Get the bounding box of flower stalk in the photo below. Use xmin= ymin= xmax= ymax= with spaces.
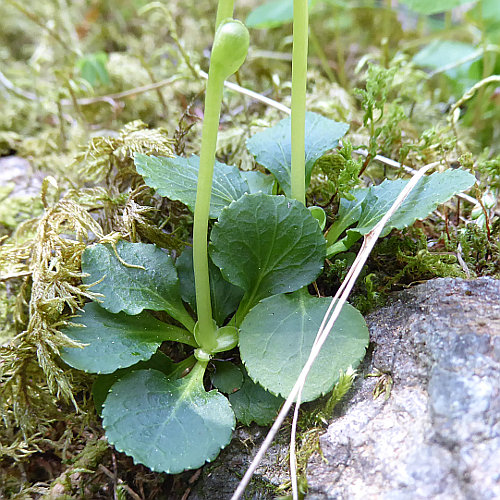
xmin=192 ymin=17 xmax=249 ymax=352
xmin=215 ymin=0 xmax=235 ymax=30
xmin=290 ymin=0 xmax=309 ymax=205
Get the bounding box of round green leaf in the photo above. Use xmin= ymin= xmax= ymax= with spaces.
xmin=309 ymin=206 xmax=326 ymax=231
xmin=92 ymin=351 xmax=176 ymax=414
xmin=60 ymin=302 xmax=194 ymax=374
xmin=82 ymin=241 xmax=193 ymax=330
xmin=246 ymin=0 xmax=295 ymax=29
xmin=102 ymin=369 xmax=235 ymax=474
xmin=134 ymin=154 xmax=249 ymax=219
xmin=210 ymin=193 xmax=326 ymax=313
xmin=239 ymin=290 xmax=369 ymax=402
xmin=211 ymin=361 xmax=244 ymax=394
xmin=246 ymin=112 xmax=348 ymax=197
xmin=228 ymin=368 xmax=283 ymax=426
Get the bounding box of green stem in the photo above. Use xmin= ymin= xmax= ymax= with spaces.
xmin=159 ymin=322 xmax=197 ymax=346
xmin=187 ymin=358 xmax=208 ymax=385
xmin=232 ymin=292 xmax=255 ymax=327
xmin=291 ymin=0 xmax=308 ymax=205
xmin=474 ymin=7 xmax=495 ymax=127
xmin=444 ymin=10 xmax=452 ymax=30
xmin=192 ymin=69 xmax=224 ymax=350
xmin=192 ymin=16 xmax=248 ymax=352
xmin=215 ymin=0 xmax=235 ymax=30
xmin=164 ymin=355 xmax=196 ymax=380
xmin=383 ymin=0 xmax=392 ymax=66
xmin=171 ymin=307 xmax=196 ymax=334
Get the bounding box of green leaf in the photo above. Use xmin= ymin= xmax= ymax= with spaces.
xmin=326 ymin=231 xmax=362 ymax=258
xmin=326 ymin=189 xmax=368 ymax=256
xmin=210 ymin=361 xmax=244 ymax=394
xmin=76 ymin=52 xmax=110 ymax=87
xmin=240 ymin=170 xmax=275 ymax=195
xmin=210 ymin=193 xmax=326 ymax=316
xmin=413 ymin=40 xmax=480 ymax=79
xmin=82 ymin=241 xmax=194 ymax=330
xmin=351 ymin=169 xmax=476 ymax=238
xmin=246 ymin=0 xmax=315 ymax=28
xmin=469 ymin=0 xmax=500 ymax=26
xmin=60 ymin=302 xmax=194 ymax=374
xmin=134 ymin=154 xmax=249 ymax=218
xmin=246 ymin=0 xmax=294 ymax=28
xmin=327 ymin=169 xmax=476 ymax=256
xmin=176 ymin=248 xmax=244 ymax=326
xmin=102 ymin=367 xmax=235 ymax=473
xmin=327 ymin=189 xmax=368 ymax=243
xmin=228 ymin=367 xmax=284 ymax=426
xmin=246 ymin=112 xmax=348 ymax=197
xmin=399 ymin=0 xmax=476 ymax=15
xmin=309 ymin=206 xmax=326 ymax=231
xmin=239 ymin=290 xmax=369 ymax=402
xmin=92 ymin=351 xmax=177 ymax=414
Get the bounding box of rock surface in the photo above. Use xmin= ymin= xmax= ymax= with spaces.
xmin=308 ymin=277 xmax=500 ymax=500
xmin=190 ymin=278 xmax=500 ymax=499
xmin=0 ymin=156 xmax=42 ymax=197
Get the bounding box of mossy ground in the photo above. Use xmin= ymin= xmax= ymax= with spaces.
xmin=1 ymin=0 xmax=499 ymax=498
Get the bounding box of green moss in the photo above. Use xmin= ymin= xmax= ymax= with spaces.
xmin=0 ymin=184 xmax=43 ymax=233
xmin=46 ymin=439 xmax=109 ymax=499
xmin=455 ymin=223 xmax=500 ymax=277
xmin=309 ymin=140 xmax=362 ymax=205
xmin=0 ymin=284 xmax=17 ymax=345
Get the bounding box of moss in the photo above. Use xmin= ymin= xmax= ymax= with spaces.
xmin=454 ymin=222 xmax=500 ymax=277
xmin=0 ymin=184 xmax=44 ymax=234
xmin=46 ymin=438 xmax=109 ymax=499
xmin=0 ymin=283 xmax=18 ymax=345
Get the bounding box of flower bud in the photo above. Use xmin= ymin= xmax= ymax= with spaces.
xmin=211 ymin=19 xmax=249 ymax=79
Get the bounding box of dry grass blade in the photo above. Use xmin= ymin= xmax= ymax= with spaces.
xmin=232 ymin=161 xmax=438 ymax=500
xmin=198 ymin=70 xmax=291 ymax=115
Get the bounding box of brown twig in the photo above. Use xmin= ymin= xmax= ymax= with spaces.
xmin=98 ymin=464 xmax=143 ymax=500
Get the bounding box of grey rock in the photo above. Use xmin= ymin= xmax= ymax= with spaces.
xmin=0 ymin=156 xmax=42 ymax=197
xmin=307 ymin=277 xmax=500 ymax=500
xmin=189 ymin=278 xmax=500 ymax=499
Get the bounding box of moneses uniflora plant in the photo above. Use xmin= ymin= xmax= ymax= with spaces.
xmin=60 ymin=0 xmax=476 ymax=477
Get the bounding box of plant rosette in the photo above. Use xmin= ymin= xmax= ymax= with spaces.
xmin=60 ymin=110 xmax=475 ymax=473
xmin=59 ymin=2 xmax=476 ymax=476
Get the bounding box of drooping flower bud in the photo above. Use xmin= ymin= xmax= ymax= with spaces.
xmin=211 ymin=19 xmax=249 ymax=80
